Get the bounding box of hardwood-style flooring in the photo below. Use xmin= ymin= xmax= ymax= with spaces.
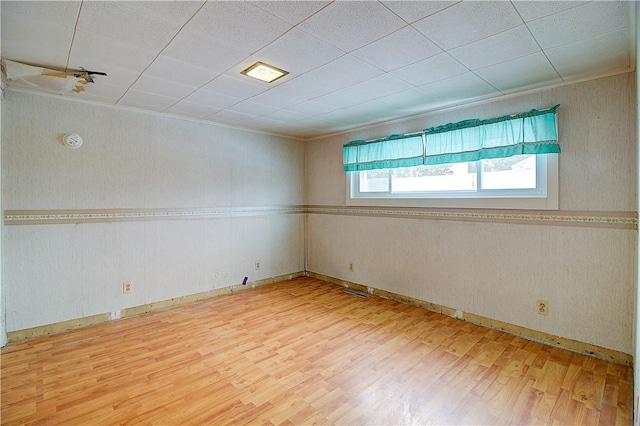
xmin=1 ymin=277 xmax=633 ymax=425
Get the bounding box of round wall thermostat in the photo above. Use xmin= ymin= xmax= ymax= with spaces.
xmin=62 ymin=133 xmax=83 ymax=149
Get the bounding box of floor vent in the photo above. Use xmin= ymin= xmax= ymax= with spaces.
xmin=343 ymin=289 xmax=371 ymax=298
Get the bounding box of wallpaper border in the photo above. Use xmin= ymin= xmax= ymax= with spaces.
xmin=4 ymin=206 xmax=305 ymax=225
xmin=4 ymin=205 xmax=637 ymax=229
xmin=307 ymin=205 xmax=637 ymax=229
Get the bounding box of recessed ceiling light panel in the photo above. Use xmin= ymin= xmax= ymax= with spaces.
xmin=241 ymin=62 xmax=288 ymax=83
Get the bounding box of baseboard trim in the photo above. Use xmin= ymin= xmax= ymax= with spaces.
xmin=306 ymin=271 xmax=633 ymax=366
xmin=6 ymin=313 xmax=112 ymax=343
xmin=7 ymin=270 xmax=633 ymax=366
xmin=121 ymin=272 xmax=305 ymax=318
xmin=6 ymin=272 xmax=306 ymax=344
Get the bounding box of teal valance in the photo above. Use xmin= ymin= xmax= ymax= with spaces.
xmin=343 ymin=105 xmax=560 ymax=172
xmin=342 ymin=133 xmax=424 ymax=172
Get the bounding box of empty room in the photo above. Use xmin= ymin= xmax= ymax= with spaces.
xmin=1 ymin=1 xmax=638 ymax=425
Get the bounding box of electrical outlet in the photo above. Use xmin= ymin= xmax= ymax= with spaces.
xmin=255 ymin=260 xmax=261 ymax=271
xmin=537 ymin=300 xmax=548 ymax=316
xmin=123 ymin=281 xmax=133 ymax=294
xmin=349 ymin=262 xmax=354 ymax=272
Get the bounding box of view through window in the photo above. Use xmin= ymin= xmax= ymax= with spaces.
xmin=350 ymin=154 xmax=557 ymax=209
xmin=359 ymin=154 xmax=537 ymax=194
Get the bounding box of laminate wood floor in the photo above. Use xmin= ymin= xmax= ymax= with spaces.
xmin=1 ymin=277 xmax=633 ymax=425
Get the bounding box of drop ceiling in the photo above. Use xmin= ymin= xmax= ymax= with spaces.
xmin=1 ymin=1 xmax=635 ymax=140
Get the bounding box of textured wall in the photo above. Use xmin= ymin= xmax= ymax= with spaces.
xmin=305 ymin=73 xmax=637 ymax=354
xmin=3 ymin=91 xmax=305 ymax=332
xmin=0 ymin=93 xmax=5 ymax=346
xmin=2 ymin=73 xmax=637 ymax=356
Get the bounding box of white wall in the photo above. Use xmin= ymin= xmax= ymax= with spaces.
xmin=306 ymin=73 xmax=637 ymax=355
xmin=2 ymin=91 xmax=305 ymax=332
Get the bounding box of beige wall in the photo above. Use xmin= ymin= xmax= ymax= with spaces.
xmin=305 ymin=73 xmax=637 ymax=355
xmin=0 ymin=90 xmax=5 ymax=346
xmin=2 ymin=91 xmax=305 ymax=332
xmin=2 ymin=73 xmax=637 ymax=357
xmin=635 ymin=8 xmax=640 ymax=421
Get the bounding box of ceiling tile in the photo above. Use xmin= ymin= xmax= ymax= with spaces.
xmin=244 ymin=28 xmax=344 ymax=76
xmin=527 ymin=1 xmax=629 ymax=49
xmin=1 ymin=10 xmax=74 ymax=68
xmin=449 ymin=25 xmax=540 ymax=70
xmin=390 ymin=53 xmax=468 ymax=86
xmin=297 ymin=1 xmax=406 ymax=52
xmin=161 ymin=32 xmax=251 ymax=75
xmin=295 ymin=115 xmax=342 ymax=128
xmin=250 ymin=115 xmax=290 ymax=128
xmin=310 ymin=89 xmax=367 ymax=110
xmin=313 ymin=74 xmax=414 ymax=107
xmin=398 ymin=98 xmax=451 ymax=116
xmin=278 ymin=71 xmax=340 ymax=99
xmin=311 ymin=54 xmax=386 ymax=87
xmin=375 ymin=87 xmax=441 ymax=109
xmin=247 ymin=89 xmax=307 ymax=110
xmin=205 ymin=109 xmax=258 ymax=126
xmin=318 ymin=109 xmax=369 ymax=126
xmin=474 ymin=52 xmax=561 ymax=93
xmin=421 ymin=72 xmax=500 ymax=102
xmin=381 ymin=1 xmax=459 ymax=23
xmin=412 ymin=1 xmax=522 ymax=50
xmin=351 ymin=26 xmax=442 ymax=72
xmin=272 ymin=54 xmax=384 ymax=100
xmin=164 ymin=100 xmax=222 ymax=119
xmin=68 ymin=31 xmax=158 ymax=75
xmin=79 ymin=64 xmax=139 ymax=90
xmin=262 ymin=109 xmax=309 ymax=123
xmin=249 ymin=1 xmax=331 ymax=26
xmin=1 ymin=45 xmax=64 ymax=73
xmin=185 ymin=89 xmax=241 ymax=109
xmin=144 ymin=56 xmax=219 ymax=88
xmin=545 ymin=28 xmax=631 ymax=79
xmin=118 ymin=89 xmax=180 ymax=111
xmin=76 ymin=2 xmax=184 ymax=52
xmin=179 ymin=2 xmax=292 ymax=53
xmin=1 ymin=1 xmax=81 ymax=27
xmin=226 ymin=100 xmax=280 ymax=117
xmin=2 ymin=0 xmax=634 ymax=140
xmin=512 ymin=1 xmax=588 ymax=22
xmin=79 ymin=82 xmax=129 ymax=104
xmin=119 ymin=1 xmax=205 ymax=24
xmin=131 ymin=75 xmax=197 ymax=99
xmin=320 ymin=100 xmax=401 ymax=126
xmin=202 ymin=75 xmax=267 ymax=99
xmin=283 ymin=100 xmax=337 ymax=116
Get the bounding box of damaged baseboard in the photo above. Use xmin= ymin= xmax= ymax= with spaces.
xmin=305 ymin=271 xmax=633 ymax=366
xmin=6 ymin=313 xmax=111 ymax=343
xmin=6 ymin=270 xmax=634 ymax=366
xmin=6 ymin=271 xmax=305 ymax=344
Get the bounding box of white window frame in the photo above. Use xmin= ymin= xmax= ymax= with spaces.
xmin=346 ymin=154 xmax=558 ymax=210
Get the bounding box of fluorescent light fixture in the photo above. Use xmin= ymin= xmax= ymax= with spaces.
xmin=241 ymin=62 xmax=288 ymax=83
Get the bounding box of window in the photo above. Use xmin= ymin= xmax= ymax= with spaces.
xmin=344 ymin=106 xmax=560 ymax=209
xmin=348 ymin=153 xmax=557 ymax=209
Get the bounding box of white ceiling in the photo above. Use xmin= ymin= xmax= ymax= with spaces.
xmin=1 ymin=1 xmax=635 ymax=140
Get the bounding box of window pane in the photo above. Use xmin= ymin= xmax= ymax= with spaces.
xmin=481 ymin=155 xmax=536 ymax=190
xmin=392 ymin=163 xmax=476 ymax=192
xmin=359 ymin=169 xmax=389 ymax=192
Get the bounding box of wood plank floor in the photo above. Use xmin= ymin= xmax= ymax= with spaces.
xmin=1 ymin=277 xmax=633 ymax=425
